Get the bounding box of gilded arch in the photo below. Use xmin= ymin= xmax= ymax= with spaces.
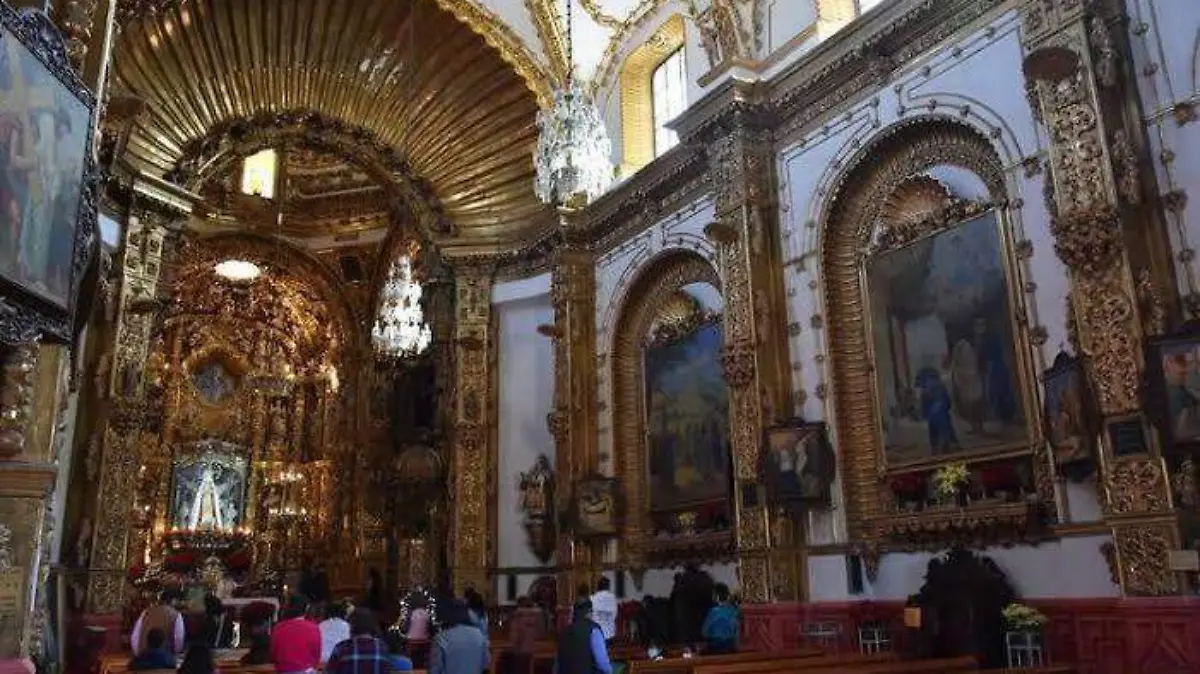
xmin=819 ymin=118 xmax=1009 ymax=542
xmin=610 ymin=250 xmax=723 ymax=565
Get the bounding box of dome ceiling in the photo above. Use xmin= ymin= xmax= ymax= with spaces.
xmin=113 ymin=0 xmax=558 ymax=252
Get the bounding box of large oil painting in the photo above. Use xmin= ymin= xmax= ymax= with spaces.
xmin=0 ymin=21 xmax=91 ymax=308
xmin=644 ymin=319 xmax=731 ymax=512
xmin=866 ymin=211 xmax=1028 ymax=465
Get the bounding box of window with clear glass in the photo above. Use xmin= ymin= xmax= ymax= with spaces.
xmin=240 ymin=149 xmax=278 ymax=199
xmin=651 ymin=48 xmax=687 ymax=157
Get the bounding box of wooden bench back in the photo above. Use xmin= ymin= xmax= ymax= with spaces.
xmin=691 ymin=652 xmax=896 ymax=674
xmin=627 ymin=648 xmax=824 ymax=674
xmin=742 ymin=655 xmax=978 ymax=674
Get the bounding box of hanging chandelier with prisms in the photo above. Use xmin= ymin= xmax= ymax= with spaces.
xmin=372 ymin=252 xmax=432 ymax=360
xmin=533 ymin=0 xmax=613 ymax=207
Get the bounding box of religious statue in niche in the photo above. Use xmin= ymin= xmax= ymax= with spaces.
xmin=517 ymin=455 xmax=554 ymax=563
xmin=191 ymin=358 xmax=237 ymax=405
xmin=170 ymin=444 xmax=248 ymax=533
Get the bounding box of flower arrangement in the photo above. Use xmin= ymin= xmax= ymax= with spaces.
xmin=1002 ymin=602 xmax=1047 ymax=631
xmin=933 ymin=463 xmax=969 ymax=500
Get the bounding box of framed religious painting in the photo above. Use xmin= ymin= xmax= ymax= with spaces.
xmin=1145 ymin=330 xmax=1200 ymax=452
xmin=1041 ymin=352 xmax=1098 ymax=480
xmin=762 ymin=419 xmax=836 ymax=508
xmin=0 ymin=6 xmax=97 ymax=344
xmin=572 ymin=475 xmax=621 ymax=539
xmin=864 ymin=207 xmax=1034 ymax=469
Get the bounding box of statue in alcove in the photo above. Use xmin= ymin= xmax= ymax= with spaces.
xmin=518 ymin=455 xmax=555 ymax=563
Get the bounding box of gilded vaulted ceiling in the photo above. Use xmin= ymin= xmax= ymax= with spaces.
xmin=114 ymin=0 xmax=555 ymax=251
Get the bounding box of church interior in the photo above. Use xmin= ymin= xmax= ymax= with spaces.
xmin=1 ymin=0 xmax=1199 ymax=672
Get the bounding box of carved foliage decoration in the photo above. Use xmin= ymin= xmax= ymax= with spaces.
xmin=820 ymin=118 xmax=1007 ymax=544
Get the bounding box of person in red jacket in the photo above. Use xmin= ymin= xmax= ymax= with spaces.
xmin=271 ymin=596 xmax=322 ymax=674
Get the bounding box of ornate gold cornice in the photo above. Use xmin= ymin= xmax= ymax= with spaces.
xmin=526 ymin=0 xmax=569 ymax=84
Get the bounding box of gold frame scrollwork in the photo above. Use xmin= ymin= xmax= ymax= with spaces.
xmin=820 ymin=117 xmax=1048 ymax=547
xmin=610 ymin=250 xmax=723 ymax=565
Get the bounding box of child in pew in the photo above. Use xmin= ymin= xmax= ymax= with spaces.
xmin=700 ymin=584 xmax=739 ymax=656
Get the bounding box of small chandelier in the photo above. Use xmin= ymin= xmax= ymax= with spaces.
xmin=533 ymin=0 xmax=613 ymax=207
xmin=372 ymin=251 xmax=432 ymax=360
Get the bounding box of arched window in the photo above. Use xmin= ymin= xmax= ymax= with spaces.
xmin=240 ymin=148 xmax=278 ymax=199
xmin=619 ymin=15 xmax=687 ymax=176
xmin=651 ymin=47 xmax=686 ymax=157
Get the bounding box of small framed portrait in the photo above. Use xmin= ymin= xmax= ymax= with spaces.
xmin=1146 ymin=330 xmax=1200 ymax=451
xmin=1041 ymin=353 xmax=1097 ymax=478
xmin=762 ymin=419 xmax=837 ymax=508
xmin=572 ymin=475 xmax=621 ymax=539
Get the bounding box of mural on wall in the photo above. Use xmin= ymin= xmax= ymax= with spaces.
xmin=0 ymin=22 xmax=91 ymax=307
xmin=644 ymin=318 xmax=731 ymax=512
xmin=866 ymin=211 xmax=1028 ymax=465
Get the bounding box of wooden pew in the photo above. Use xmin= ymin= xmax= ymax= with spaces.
xmin=689 ymin=652 xmax=897 ymax=674
xmin=698 ymin=655 xmax=978 ymax=674
xmin=627 ymin=647 xmax=826 ymax=674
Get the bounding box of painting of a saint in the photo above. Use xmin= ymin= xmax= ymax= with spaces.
xmin=644 ymin=320 xmax=731 ymax=512
xmin=1154 ymin=339 xmax=1200 ymax=447
xmin=1043 ymin=355 xmax=1095 ymax=474
xmin=0 ymin=26 xmax=90 ymax=308
xmin=763 ymin=422 xmax=836 ymax=505
xmin=866 ymin=211 xmax=1028 ymax=464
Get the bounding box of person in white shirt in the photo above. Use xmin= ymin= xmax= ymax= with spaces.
xmin=590 ymin=577 xmax=618 ymax=645
xmin=130 ymin=589 xmax=186 ymax=656
xmin=318 ymin=601 xmax=351 ymax=663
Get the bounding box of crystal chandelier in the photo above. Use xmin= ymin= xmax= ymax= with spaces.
xmin=372 ymin=252 xmax=432 ymax=360
xmin=533 ymin=0 xmax=613 ymax=207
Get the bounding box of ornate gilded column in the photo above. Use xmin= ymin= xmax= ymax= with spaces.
xmin=1022 ymin=0 xmax=1178 ymax=595
xmin=448 ymin=264 xmax=496 ymax=595
xmin=547 ymin=238 xmax=598 ymax=604
xmin=86 ymin=206 xmax=176 ymax=614
xmin=695 ymin=95 xmax=794 ymax=602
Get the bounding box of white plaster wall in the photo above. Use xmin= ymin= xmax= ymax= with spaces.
xmin=1127 ymin=0 xmax=1200 ymax=305
xmin=494 ymin=276 xmax=556 ymax=578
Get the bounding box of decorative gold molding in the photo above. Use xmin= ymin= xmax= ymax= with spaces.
xmin=619 ymin=15 xmax=687 ymax=177
xmin=525 ymin=0 xmax=569 ymax=84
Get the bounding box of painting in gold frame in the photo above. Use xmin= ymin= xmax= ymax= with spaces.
xmin=863 ymin=208 xmax=1036 ymax=470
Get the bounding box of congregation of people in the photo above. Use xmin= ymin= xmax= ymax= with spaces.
xmin=126 ymin=565 xmax=740 ymax=674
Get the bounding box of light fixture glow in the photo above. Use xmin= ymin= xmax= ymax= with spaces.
xmin=372 ymin=253 xmax=432 ymax=360
xmin=214 ymin=259 xmax=262 ymax=282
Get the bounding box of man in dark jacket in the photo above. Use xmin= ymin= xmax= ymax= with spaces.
xmin=554 ymin=598 xmax=613 ymax=674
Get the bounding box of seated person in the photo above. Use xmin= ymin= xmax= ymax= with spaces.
xmin=700 ymin=583 xmax=740 ymax=655
xmin=319 ymin=602 xmax=351 ymax=663
xmin=178 ymin=641 xmax=216 ymax=674
xmin=240 ymin=623 xmax=272 ymax=666
xmin=130 ymin=629 xmax=176 ymax=671
xmin=383 ymin=631 xmax=414 ymax=672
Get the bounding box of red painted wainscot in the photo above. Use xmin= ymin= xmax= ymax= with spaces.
xmin=741 ymin=597 xmax=1200 ymax=674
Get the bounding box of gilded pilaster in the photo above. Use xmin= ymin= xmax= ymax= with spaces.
xmin=86 ymin=208 xmax=175 ymax=614
xmin=1022 ymin=0 xmax=1178 ymax=595
xmin=702 ymin=100 xmax=794 ymax=602
xmin=449 ymin=265 xmax=495 ymax=596
xmin=549 ymin=239 xmax=598 ymax=604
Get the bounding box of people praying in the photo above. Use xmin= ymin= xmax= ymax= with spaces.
xmin=325 ymin=609 xmax=395 ymax=674
xmin=554 ymin=598 xmax=613 ymax=674
xmin=319 ymin=601 xmax=352 ymax=664
xmin=701 ymin=583 xmax=740 ymax=655
xmin=131 ymin=590 xmax=186 ymax=657
xmin=128 ymin=629 xmax=175 ymax=671
xmin=590 ymin=577 xmax=618 ymax=645
xmin=271 ymin=596 xmax=322 ymax=674
xmin=429 ymin=600 xmax=489 ymax=674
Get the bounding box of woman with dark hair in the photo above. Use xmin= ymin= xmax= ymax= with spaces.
xmin=430 ymin=601 xmax=488 ymax=674
xmin=178 ymin=641 xmax=216 ymax=674
xmin=463 ymin=589 xmax=488 ymax=637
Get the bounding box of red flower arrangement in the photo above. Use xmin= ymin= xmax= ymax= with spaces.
xmin=225 ymin=549 xmax=252 ymax=571
xmin=127 ymin=564 xmax=147 ymax=584
xmin=976 ymin=462 xmax=1018 ymax=492
xmin=164 ymin=551 xmax=197 ymax=572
